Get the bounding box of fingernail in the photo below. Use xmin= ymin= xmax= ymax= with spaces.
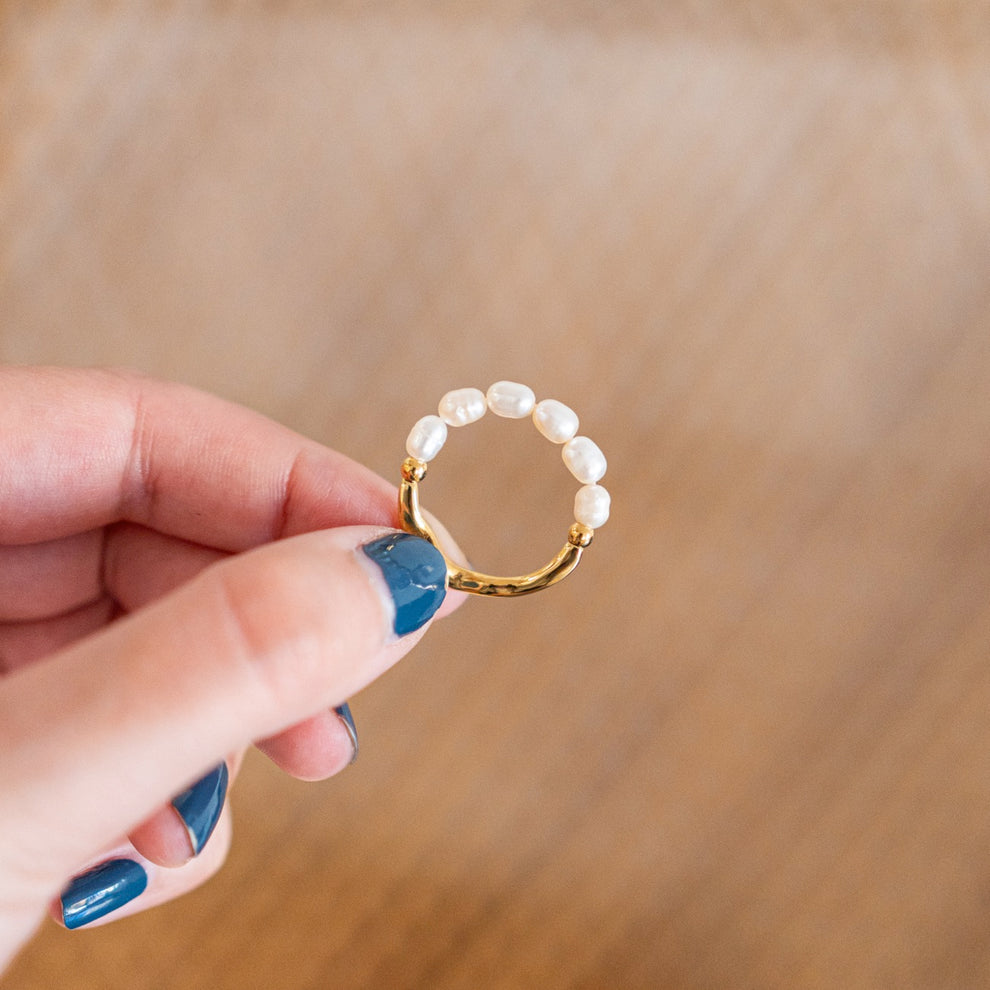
xmin=334 ymin=703 xmax=359 ymax=763
xmin=61 ymin=858 xmax=148 ymax=930
xmin=361 ymin=533 xmax=447 ymax=636
xmin=171 ymin=762 xmax=228 ymax=856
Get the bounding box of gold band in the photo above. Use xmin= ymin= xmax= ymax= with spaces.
xmin=399 ymin=457 xmax=593 ymax=597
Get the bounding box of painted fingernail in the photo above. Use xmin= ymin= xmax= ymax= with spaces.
xmin=361 ymin=533 xmax=447 ymax=636
xmin=171 ymin=762 xmax=228 ymax=856
xmin=334 ymin=703 xmax=359 ymax=763
xmin=61 ymin=858 xmax=148 ymax=930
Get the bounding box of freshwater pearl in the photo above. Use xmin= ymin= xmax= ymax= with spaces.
xmin=487 ymin=381 xmax=536 ymax=419
xmin=562 ymin=436 xmax=607 ymax=484
xmin=574 ymin=484 xmax=610 ymax=528
xmin=406 ymin=415 xmax=447 ymax=462
xmin=438 ymin=387 xmax=487 ymax=427
xmin=533 ymin=399 xmax=579 ymax=444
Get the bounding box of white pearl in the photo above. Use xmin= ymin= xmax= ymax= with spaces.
xmin=562 ymin=436 xmax=607 ymax=484
xmin=533 ymin=399 xmax=579 ymax=444
xmin=486 ymin=381 xmax=536 ymax=419
xmin=438 ymin=387 xmax=487 ymax=427
xmin=406 ymin=415 xmax=447 ymax=461
xmin=574 ymin=484 xmax=610 ymax=528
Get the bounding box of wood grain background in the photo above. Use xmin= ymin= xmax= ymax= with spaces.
xmin=2 ymin=2 xmax=990 ymax=987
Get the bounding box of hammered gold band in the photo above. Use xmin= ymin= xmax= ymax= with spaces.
xmin=399 ymin=457 xmax=593 ymax=596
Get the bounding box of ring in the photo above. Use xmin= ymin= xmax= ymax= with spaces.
xmin=399 ymin=381 xmax=610 ymax=597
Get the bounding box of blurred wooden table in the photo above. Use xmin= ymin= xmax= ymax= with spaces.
xmin=3 ymin=2 xmax=990 ymax=987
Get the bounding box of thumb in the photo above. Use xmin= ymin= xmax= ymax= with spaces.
xmin=0 ymin=528 xmax=447 ymax=920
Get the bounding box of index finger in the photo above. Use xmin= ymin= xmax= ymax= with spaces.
xmin=0 ymin=367 xmax=396 ymax=548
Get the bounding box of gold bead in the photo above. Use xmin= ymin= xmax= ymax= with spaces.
xmin=401 ymin=457 xmax=428 ymax=483
xmin=568 ymin=523 xmax=594 ymax=548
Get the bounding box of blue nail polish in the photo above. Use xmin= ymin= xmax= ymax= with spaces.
xmin=362 ymin=533 xmax=447 ymax=636
xmin=61 ymin=858 xmax=148 ymax=930
xmin=171 ymin=762 xmax=228 ymax=856
xmin=334 ymin=703 xmax=359 ymax=763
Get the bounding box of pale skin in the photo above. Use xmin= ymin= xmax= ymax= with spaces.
xmin=0 ymin=366 xmax=461 ymax=970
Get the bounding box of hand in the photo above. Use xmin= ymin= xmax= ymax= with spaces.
xmin=0 ymin=367 xmax=456 ymax=967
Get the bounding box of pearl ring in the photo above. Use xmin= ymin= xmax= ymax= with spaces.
xmin=399 ymin=381 xmax=609 ymax=596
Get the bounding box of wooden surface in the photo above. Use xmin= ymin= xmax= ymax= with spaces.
xmin=3 ymin=3 xmax=990 ymax=987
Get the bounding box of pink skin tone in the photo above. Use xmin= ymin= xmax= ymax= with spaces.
xmin=0 ymin=367 xmax=463 ymax=962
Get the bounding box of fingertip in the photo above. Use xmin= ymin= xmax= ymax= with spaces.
xmin=255 ymin=706 xmax=358 ymax=781
xmin=359 ymin=532 xmax=448 ymax=637
xmin=130 ymin=814 xmax=195 ymax=869
xmin=130 ymin=762 xmax=229 ymax=868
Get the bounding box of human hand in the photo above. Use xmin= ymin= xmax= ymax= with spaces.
xmin=0 ymin=367 xmax=456 ymax=967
